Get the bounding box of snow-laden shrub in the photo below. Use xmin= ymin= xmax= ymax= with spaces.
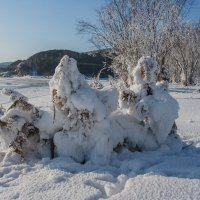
xmin=0 ymin=96 xmax=41 ymax=158
xmin=118 ymin=56 xmax=180 ymax=150
xmin=51 ymin=55 xmax=180 ymax=164
xmin=0 ymin=55 xmax=181 ymax=165
xmin=48 ymin=55 xmax=119 ymax=164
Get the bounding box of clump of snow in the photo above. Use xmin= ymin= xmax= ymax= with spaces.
xmin=49 ymin=55 xmax=85 ymax=111
xmin=188 ymin=119 xmax=195 ymax=123
xmin=132 ymin=56 xmax=158 ymax=85
xmin=96 ymin=85 xmax=119 ymax=116
xmin=156 ymin=80 xmax=169 ymax=92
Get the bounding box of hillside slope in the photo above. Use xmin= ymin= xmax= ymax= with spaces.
xmin=0 ymin=62 xmax=12 ymax=68
xmin=1 ymin=49 xmax=111 ymax=77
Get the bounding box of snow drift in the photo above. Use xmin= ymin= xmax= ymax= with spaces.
xmin=0 ymin=55 xmax=181 ymax=165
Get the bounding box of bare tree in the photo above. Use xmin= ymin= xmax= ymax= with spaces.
xmin=168 ymin=21 xmax=200 ymax=85
xmin=78 ymin=0 xmax=193 ymax=87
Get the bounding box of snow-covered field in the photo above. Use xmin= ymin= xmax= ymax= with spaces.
xmin=0 ymin=78 xmax=200 ymax=200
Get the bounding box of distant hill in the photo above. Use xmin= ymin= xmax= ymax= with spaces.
xmin=0 ymin=62 xmax=12 ymax=68
xmin=1 ymin=49 xmax=112 ymax=77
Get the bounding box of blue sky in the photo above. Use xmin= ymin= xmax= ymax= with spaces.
xmin=0 ymin=0 xmax=200 ymax=62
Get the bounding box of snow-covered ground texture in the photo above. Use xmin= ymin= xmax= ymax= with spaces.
xmin=0 ymin=58 xmax=200 ymax=199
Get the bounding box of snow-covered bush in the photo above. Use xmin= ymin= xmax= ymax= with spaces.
xmin=0 ymin=55 xmax=181 ymax=165
xmin=0 ymin=97 xmax=41 ymax=159
xmin=118 ymin=56 xmax=180 ymax=149
xmin=48 ymin=55 xmax=118 ymax=164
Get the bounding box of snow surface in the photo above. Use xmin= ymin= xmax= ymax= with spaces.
xmin=0 ymin=80 xmax=200 ymax=199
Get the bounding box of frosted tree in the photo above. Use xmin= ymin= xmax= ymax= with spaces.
xmin=78 ymin=0 xmax=193 ymax=87
xmin=168 ymin=21 xmax=200 ymax=85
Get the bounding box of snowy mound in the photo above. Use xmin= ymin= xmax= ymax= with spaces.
xmin=0 ymin=55 xmax=181 ymax=165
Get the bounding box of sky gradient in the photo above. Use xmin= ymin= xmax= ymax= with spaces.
xmin=0 ymin=0 xmax=200 ymax=62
